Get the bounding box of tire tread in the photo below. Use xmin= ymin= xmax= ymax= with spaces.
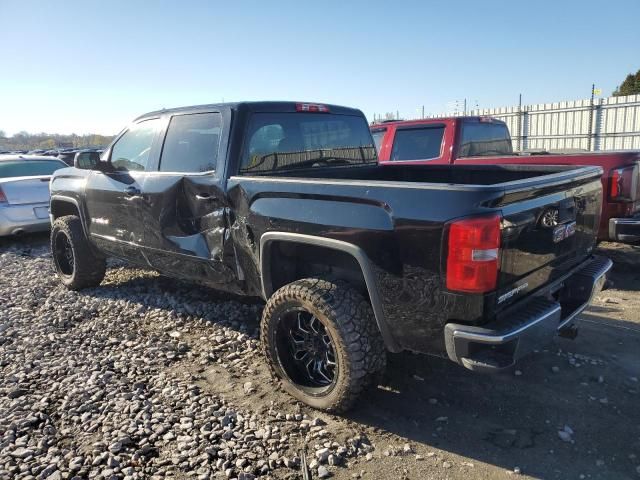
xmin=261 ymin=277 xmax=386 ymax=412
xmin=51 ymin=215 xmax=106 ymax=290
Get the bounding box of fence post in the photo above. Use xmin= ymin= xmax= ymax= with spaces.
xmin=517 ymin=94 xmax=522 ymax=151
xmin=522 ymin=109 xmax=529 ymax=150
xmin=588 ymin=84 xmax=595 ymax=151
xmin=593 ymin=98 xmax=603 ymax=151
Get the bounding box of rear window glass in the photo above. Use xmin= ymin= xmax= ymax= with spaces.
xmin=240 ymin=113 xmax=377 ymax=175
xmin=458 ymin=121 xmax=513 ymax=157
xmin=390 ymin=125 xmax=445 ymax=161
xmin=0 ymin=160 xmax=67 ymax=178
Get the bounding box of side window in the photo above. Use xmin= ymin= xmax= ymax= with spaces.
xmin=390 ymin=126 xmax=445 ymax=161
xmin=110 ymin=119 xmax=160 ymax=171
xmin=160 ymin=112 xmax=222 ymax=173
xmin=371 ymin=129 xmax=386 ymax=153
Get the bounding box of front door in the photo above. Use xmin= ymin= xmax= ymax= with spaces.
xmin=84 ymin=117 xmax=162 ymax=263
xmin=137 ymin=111 xmax=239 ymax=290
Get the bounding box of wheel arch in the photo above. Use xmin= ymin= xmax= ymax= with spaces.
xmin=259 ymin=232 xmax=400 ymax=352
xmin=50 ymin=195 xmax=82 ymax=222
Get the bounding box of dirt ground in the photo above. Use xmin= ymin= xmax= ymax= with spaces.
xmin=199 ymin=242 xmax=640 ymax=480
xmin=3 ymin=235 xmax=639 ymax=480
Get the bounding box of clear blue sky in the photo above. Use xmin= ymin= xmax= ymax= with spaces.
xmin=1 ymin=0 xmax=638 ymax=136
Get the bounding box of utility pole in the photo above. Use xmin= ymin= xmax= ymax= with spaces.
xmin=422 ymin=105 xmax=425 ymax=119
xmin=463 ymin=98 xmax=467 ymax=115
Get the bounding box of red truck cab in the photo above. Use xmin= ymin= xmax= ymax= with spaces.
xmin=373 ymin=117 xmax=640 ymax=243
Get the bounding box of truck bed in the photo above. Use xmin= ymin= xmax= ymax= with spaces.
xmin=266 ymin=162 xmax=600 ymax=190
xmin=230 ymin=162 xmax=603 ymax=352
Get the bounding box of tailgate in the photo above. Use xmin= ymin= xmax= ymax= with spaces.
xmin=0 ymin=176 xmax=51 ymax=205
xmin=495 ymin=167 xmax=602 ymax=310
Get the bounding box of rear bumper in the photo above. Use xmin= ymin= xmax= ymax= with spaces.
xmin=609 ymin=216 xmax=640 ymax=243
xmin=0 ymin=203 xmax=51 ymax=236
xmin=444 ymin=255 xmax=612 ymax=373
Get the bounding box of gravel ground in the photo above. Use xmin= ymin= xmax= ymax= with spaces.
xmin=1 ymin=234 xmax=639 ymax=480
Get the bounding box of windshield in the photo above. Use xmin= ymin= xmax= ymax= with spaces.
xmin=240 ymin=113 xmax=377 ymax=175
xmin=0 ymin=160 xmax=67 ymax=178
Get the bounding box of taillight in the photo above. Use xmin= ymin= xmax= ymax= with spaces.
xmin=446 ymin=214 xmax=501 ymax=293
xmin=0 ymin=186 xmax=6 ymax=204
xmin=295 ymin=103 xmax=330 ymax=113
xmin=609 ymin=165 xmax=638 ymax=202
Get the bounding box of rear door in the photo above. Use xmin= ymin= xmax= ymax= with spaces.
xmin=84 ymin=118 xmax=162 ymax=260
xmin=138 ymin=110 xmax=238 ymax=287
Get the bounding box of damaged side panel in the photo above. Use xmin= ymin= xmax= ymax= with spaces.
xmin=138 ymin=173 xmax=243 ymax=293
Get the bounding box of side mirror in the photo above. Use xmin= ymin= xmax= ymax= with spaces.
xmin=74 ymin=151 xmax=103 ymax=170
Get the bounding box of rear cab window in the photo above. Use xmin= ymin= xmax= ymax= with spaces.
xmin=239 ymin=112 xmax=377 ymax=175
xmin=458 ymin=119 xmax=513 ymax=157
xmin=390 ymin=124 xmax=445 ymax=161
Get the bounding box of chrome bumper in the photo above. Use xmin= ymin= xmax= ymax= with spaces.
xmin=609 ymin=216 xmax=640 ymax=243
xmin=444 ymin=255 xmax=612 ymax=373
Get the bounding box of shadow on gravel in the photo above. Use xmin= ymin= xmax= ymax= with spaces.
xmin=0 ymin=231 xmax=50 ymax=253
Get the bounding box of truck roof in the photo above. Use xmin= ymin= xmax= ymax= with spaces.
xmin=135 ymin=101 xmax=364 ymax=122
xmin=370 ymin=116 xmax=507 ymax=128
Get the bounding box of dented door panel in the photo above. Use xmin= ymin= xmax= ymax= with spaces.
xmin=138 ymin=173 xmax=241 ymax=292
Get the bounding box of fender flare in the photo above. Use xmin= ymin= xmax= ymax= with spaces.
xmin=50 ymin=195 xmax=82 ymax=219
xmin=50 ymin=195 xmax=90 ymax=233
xmin=259 ymin=231 xmax=401 ymax=352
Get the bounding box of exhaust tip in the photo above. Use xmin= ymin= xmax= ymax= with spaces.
xmin=12 ymin=229 xmax=26 ymax=236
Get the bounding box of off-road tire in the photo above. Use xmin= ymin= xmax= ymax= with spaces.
xmin=51 ymin=215 xmax=106 ymax=290
xmin=261 ymin=277 xmax=386 ymax=412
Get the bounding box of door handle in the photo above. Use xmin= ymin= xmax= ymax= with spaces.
xmin=124 ymin=186 xmax=140 ymax=196
xmin=195 ymin=193 xmax=212 ymax=200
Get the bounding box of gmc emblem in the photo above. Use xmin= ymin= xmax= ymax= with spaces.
xmin=553 ymin=221 xmax=577 ymax=243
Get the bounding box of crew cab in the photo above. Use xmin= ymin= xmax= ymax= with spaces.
xmin=373 ymin=117 xmax=640 ymax=243
xmin=49 ymin=102 xmax=610 ymax=412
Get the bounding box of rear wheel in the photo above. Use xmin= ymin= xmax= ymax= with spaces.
xmin=261 ymin=278 xmax=386 ymax=412
xmin=51 ymin=215 xmax=106 ymax=290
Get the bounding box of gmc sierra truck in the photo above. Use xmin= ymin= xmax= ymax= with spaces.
xmin=372 ymin=116 xmax=640 ymax=243
xmin=49 ymin=102 xmax=611 ymax=412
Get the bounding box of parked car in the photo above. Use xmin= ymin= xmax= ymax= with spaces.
xmin=0 ymin=155 xmax=68 ymax=236
xmin=372 ymin=117 xmax=640 ymax=243
xmin=57 ymin=150 xmax=80 ymax=166
xmin=49 ymin=102 xmax=610 ymax=411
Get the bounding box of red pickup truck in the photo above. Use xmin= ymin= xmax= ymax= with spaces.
xmin=373 ymin=117 xmax=640 ymax=243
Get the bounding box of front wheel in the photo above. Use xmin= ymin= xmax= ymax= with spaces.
xmin=261 ymin=278 xmax=386 ymax=412
xmin=51 ymin=215 xmax=106 ymax=290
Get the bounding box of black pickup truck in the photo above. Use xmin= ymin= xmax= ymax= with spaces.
xmin=49 ymin=101 xmax=611 ymax=412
